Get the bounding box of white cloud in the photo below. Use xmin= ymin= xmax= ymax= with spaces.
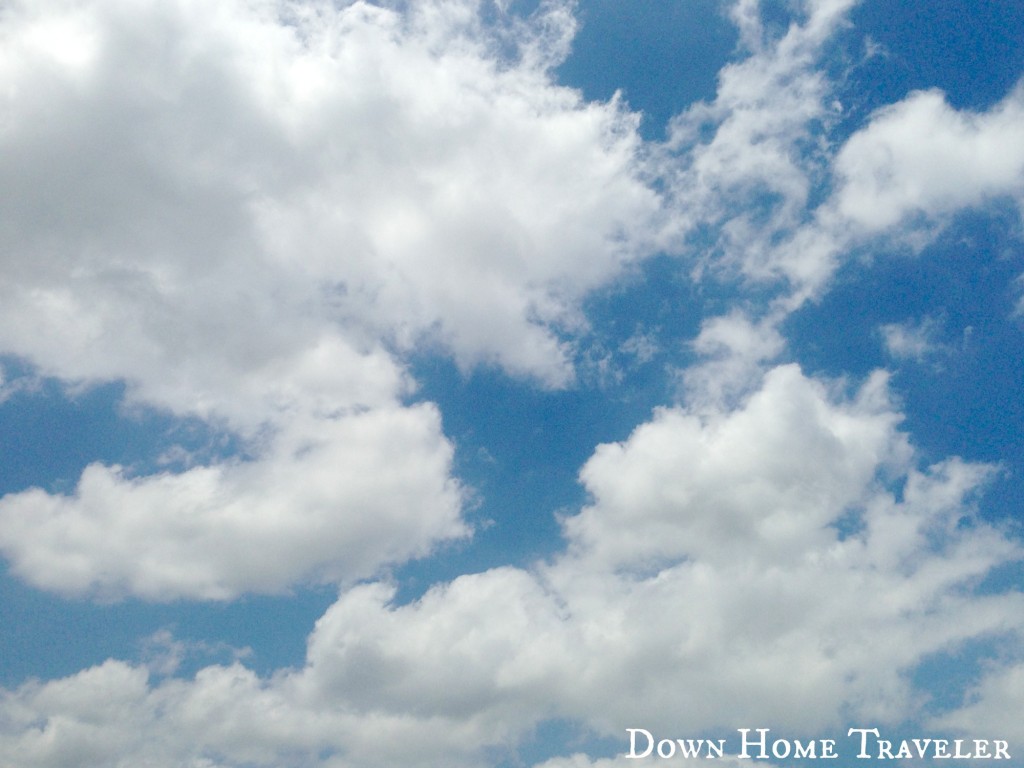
xmin=760 ymin=78 xmax=1024 ymax=306
xmin=0 ymin=0 xmax=663 ymax=600
xmin=932 ymin=656 xmax=1024 ymax=747
xmin=832 ymin=85 xmax=1024 ymax=233
xmin=1013 ymin=273 xmax=1024 ymax=317
xmin=139 ymin=628 xmax=252 ymax=677
xmin=4 ymin=0 xmax=1020 ymax=606
xmin=569 ymin=365 xmax=906 ymax=570
xmin=0 ymin=659 xmax=333 ymax=768
xmin=680 ymin=310 xmax=786 ymax=409
xmin=880 ymin=316 xmax=943 ymax=361
xmin=1 ymin=1 xmax=1023 ymax=765
xmin=3 ymin=364 xmax=1019 ymax=766
xmin=533 ymin=754 xmax=777 ymax=768
xmin=618 ymin=328 xmax=659 ymax=365
xmin=0 ymin=401 xmax=465 ymax=601
xmin=0 ymin=0 xmax=659 ymax=399
xmin=655 ymin=0 xmax=856 ymax=291
xmin=293 ymin=365 xmax=1019 ymax=746
xmin=650 ymin=1 xmax=1024 ymax=308
xmin=0 ymin=363 xmax=41 ymax=404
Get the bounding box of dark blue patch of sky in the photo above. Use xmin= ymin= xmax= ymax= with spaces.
xmin=556 ymin=0 xmax=737 ymax=140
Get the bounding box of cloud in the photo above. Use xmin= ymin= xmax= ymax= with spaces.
xmin=533 ymin=755 xmax=778 ymax=768
xmin=139 ymin=628 xmax=252 ymax=677
xmin=649 ymin=0 xmax=1024 ymax=308
xmin=617 ymin=328 xmax=659 ymax=365
xmin=0 ymin=0 xmax=663 ymax=600
xmin=880 ymin=316 xmax=944 ymax=362
xmin=2 ymin=364 xmax=1019 ymax=766
xmin=762 ymin=78 xmax=1024 ymax=305
xmin=1 ymin=1 xmax=1023 ymax=766
xmin=679 ymin=310 xmax=786 ymax=409
xmin=292 ymin=365 xmax=1022 ymax=749
xmin=1013 ymin=273 xmax=1024 ymax=317
xmin=0 ymin=401 xmax=465 ymax=601
xmin=654 ymin=0 xmax=856 ymax=291
xmin=832 ymin=84 xmax=1024 ymax=233
xmin=569 ymin=365 xmax=906 ymax=570
xmin=4 ymin=0 xmax=1020 ymax=605
xmin=0 ymin=362 xmax=41 ymax=404
xmin=932 ymin=657 xmax=1024 ymax=747
xmin=0 ymin=0 xmax=659 ymax=399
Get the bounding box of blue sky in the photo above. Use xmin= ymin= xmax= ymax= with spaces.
xmin=0 ymin=1 xmax=1023 ymax=766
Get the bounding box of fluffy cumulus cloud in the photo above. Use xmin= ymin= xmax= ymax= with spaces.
xmin=771 ymin=79 xmax=1024 ymax=304
xmin=0 ymin=0 xmax=659 ymax=398
xmin=0 ymin=401 xmax=464 ymax=600
xmin=2 ymin=364 xmax=1021 ymax=766
xmin=0 ymin=0 xmax=661 ymax=599
xmin=832 ymin=84 xmax=1024 ymax=232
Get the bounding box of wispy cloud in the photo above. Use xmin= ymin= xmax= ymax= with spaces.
xmin=880 ymin=316 xmax=944 ymax=361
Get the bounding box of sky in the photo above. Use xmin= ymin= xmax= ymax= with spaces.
xmin=0 ymin=0 xmax=1023 ymax=766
